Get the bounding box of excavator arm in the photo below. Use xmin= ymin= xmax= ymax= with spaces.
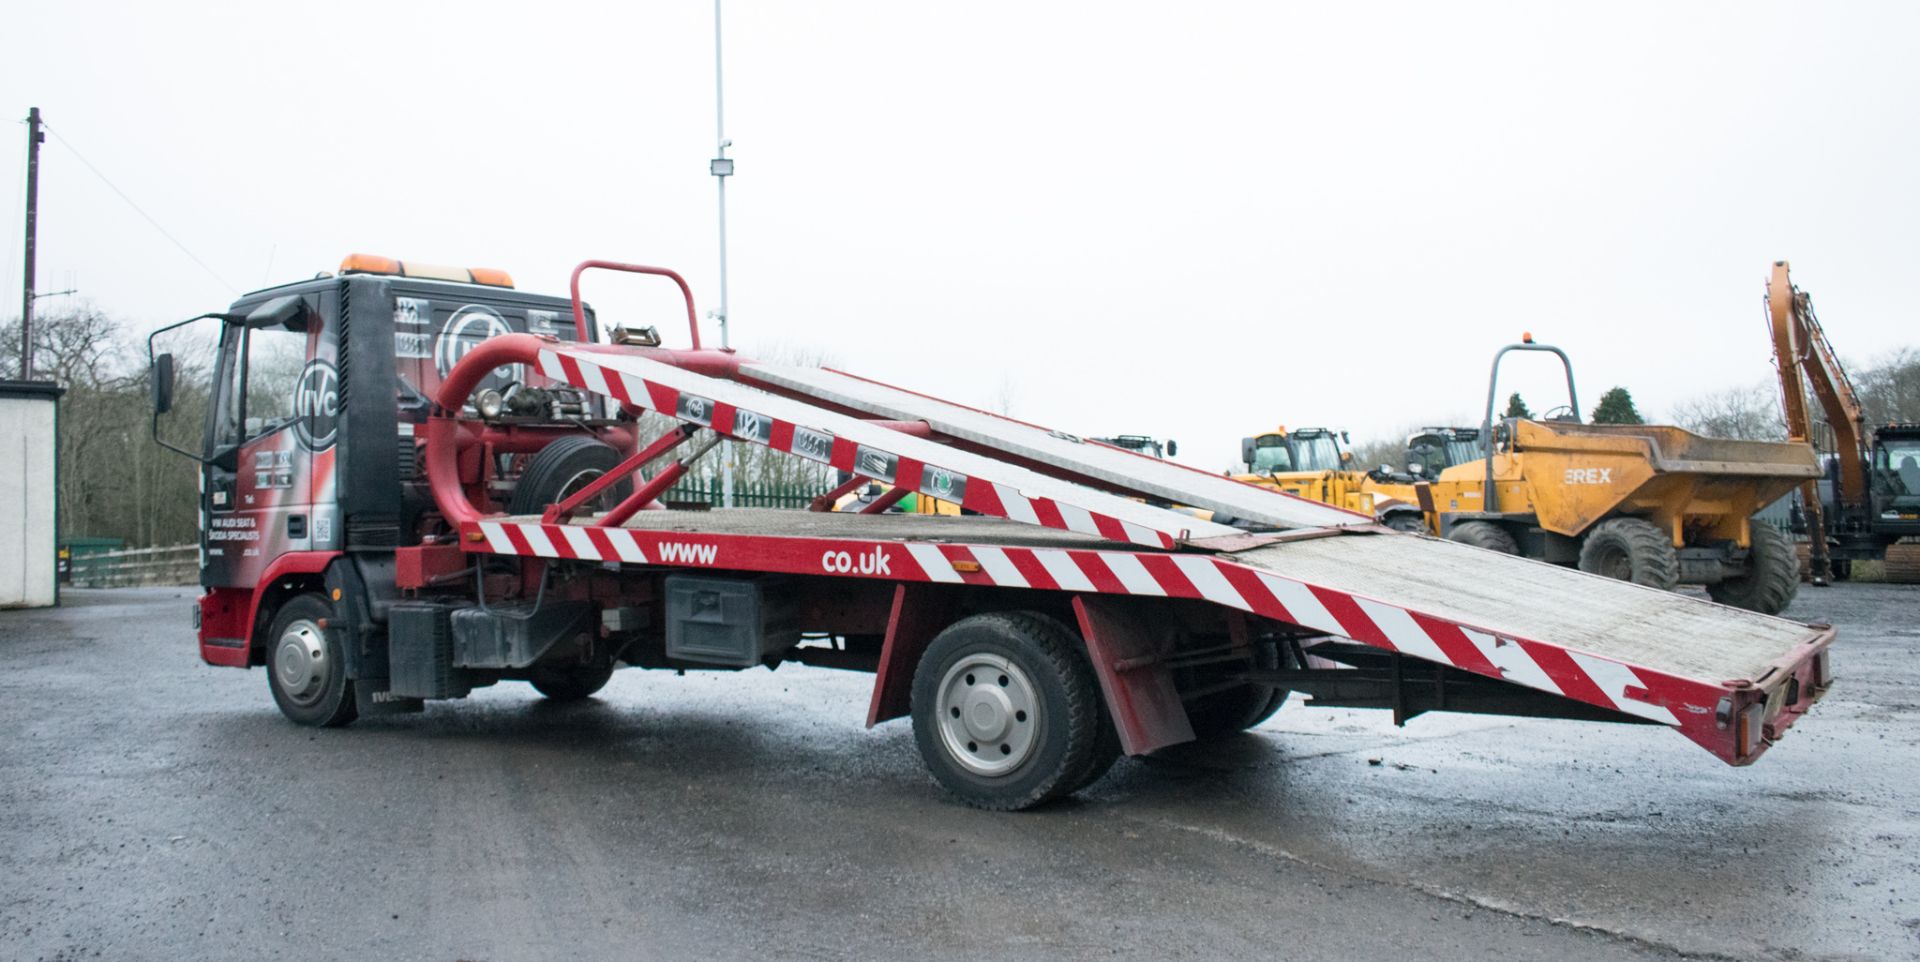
xmin=1767 ymin=261 xmax=1869 ymax=582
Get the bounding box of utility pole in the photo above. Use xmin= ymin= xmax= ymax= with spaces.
xmin=711 ymin=0 xmax=736 ymax=508
xmin=20 ymin=107 xmax=44 ymax=381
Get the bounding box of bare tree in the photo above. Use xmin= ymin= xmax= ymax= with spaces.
xmin=1669 ymin=380 xmax=1787 ymax=441
xmin=2 ymin=306 xmax=206 ymax=547
xmin=1856 ymin=347 xmax=1920 ymax=425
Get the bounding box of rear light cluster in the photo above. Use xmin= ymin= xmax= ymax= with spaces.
xmin=1715 ymin=696 xmax=1771 ymax=759
xmin=1717 ymin=649 xmax=1831 ymax=760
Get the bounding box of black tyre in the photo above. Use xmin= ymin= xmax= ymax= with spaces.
xmin=266 ymin=593 xmax=358 ymax=727
xmin=1383 ymin=512 xmax=1427 ymax=534
xmin=1447 ymin=520 xmax=1519 ymax=554
xmin=507 ymin=436 xmax=632 ymax=516
xmin=1578 ymin=517 xmax=1680 ymax=591
xmin=910 ymin=612 xmax=1104 ymax=810
xmin=528 ymin=662 xmax=616 ymax=701
xmin=1707 ymin=522 xmax=1799 ymax=614
xmin=1184 ymin=639 xmax=1288 ymax=740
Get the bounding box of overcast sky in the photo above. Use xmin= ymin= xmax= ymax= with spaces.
xmin=4 ymin=1 xmax=1915 ymax=470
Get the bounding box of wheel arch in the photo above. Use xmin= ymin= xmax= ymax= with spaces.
xmin=242 ymin=551 xmax=341 ymax=666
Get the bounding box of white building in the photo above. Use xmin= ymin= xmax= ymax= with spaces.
xmin=0 ymin=381 xmax=62 ymax=608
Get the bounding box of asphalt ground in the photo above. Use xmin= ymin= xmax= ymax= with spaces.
xmin=1 ymin=582 xmax=1914 ymax=962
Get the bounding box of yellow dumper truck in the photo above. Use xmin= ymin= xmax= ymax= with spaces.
xmin=1236 ymin=339 xmax=1820 ymax=614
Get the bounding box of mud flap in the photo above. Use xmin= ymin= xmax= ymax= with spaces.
xmin=1072 ymin=595 xmax=1195 ymax=755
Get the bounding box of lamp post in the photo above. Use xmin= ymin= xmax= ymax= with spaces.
xmin=711 ymin=0 xmax=735 ymax=508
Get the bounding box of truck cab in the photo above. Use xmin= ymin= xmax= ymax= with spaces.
xmin=149 ymin=255 xmax=598 ymax=666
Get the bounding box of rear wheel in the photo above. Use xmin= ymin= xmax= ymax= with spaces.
xmin=1707 ymin=522 xmax=1799 ymax=614
xmin=528 ymin=662 xmax=615 ymax=701
xmin=508 ymin=436 xmax=632 ymax=515
xmin=1447 ymin=520 xmax=1518 ymax=554
xmin=1184 ymin=639 xmax=1288 ymax=740
xmin=1578 ymin=517 xmax=1680 ymax=591
xmin=266 ymin=594 xmax=358 ymax=727
xmin=911 ymin=612 xmax=1103 ymax=810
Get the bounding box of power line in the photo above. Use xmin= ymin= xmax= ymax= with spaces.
xmin=40 ymin=123 xmax=240 ymax=295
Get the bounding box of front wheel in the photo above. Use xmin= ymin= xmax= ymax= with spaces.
xmin=910 ymin=612 xmax=1104 ymax=810
xmin=266 ymin=593 xmax=358 ymax=727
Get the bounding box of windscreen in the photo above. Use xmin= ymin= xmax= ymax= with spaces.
xmin=1249 ymin=436 xmax=1294 ymax=473
xmin=1294 ymin=436 xmax=1342 ymax=472
xmin=1445 ymin=438 xmax=1484 ymax=467
xmin=1876 ymin=439 xmax=1920 ymax=501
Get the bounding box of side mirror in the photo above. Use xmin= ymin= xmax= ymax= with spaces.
xmin=152 ymin=353 xmax=176 ymax=414
xmin=1166 ymin=440 xmax=1178 ymax=458
xmin=1239 ymin=437 xmax=1256 ymax=466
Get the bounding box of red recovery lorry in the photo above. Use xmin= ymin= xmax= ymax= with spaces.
xmin=147 ymin=255 xmax=1836 ymax=810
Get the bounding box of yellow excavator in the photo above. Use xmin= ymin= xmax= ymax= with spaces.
xmin=1235 ymin=338 xmax=1821 ymax=614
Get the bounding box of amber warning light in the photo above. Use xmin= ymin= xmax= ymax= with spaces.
xmin=339 ymin=253 xmax=514 ymax=289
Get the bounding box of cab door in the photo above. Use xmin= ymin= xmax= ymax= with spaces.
xmin=202 ymin=296 xmax=327 ymax=588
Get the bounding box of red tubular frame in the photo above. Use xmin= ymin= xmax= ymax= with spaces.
xmin=570 ymin=260 xmax=702 ymax=349
xmin=601 ymin=461 xmax=693 ymax=527
xmin=810 ymin=474 xmax=873 ymax=512
xmin=425 ymin=333 xmax=549 ymax=527
xmin=541 ymin=423 xmax=700 ymax=523
xmin=860 ymin=485 xmax=912 ymax=515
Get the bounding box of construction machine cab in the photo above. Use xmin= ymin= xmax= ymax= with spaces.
xmin=1240 ymin=426 xmax=1349 ymax=474
xmin=1871 ymin=424 xmax=1920 ymax=534
xmin=1404 ymin=427 xmax=1483 ymax=477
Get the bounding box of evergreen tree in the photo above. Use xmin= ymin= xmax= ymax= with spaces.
xmin=1591 ymin=386 xmax=1644 ymax=424
xmin=1503 ymin=392 xmax=1533 ymax=419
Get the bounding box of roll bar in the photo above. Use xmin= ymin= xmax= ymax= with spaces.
xmin=1481 ymin=341 xmax=1579 ymax=513
xmin=569 ymin=260 xmax=701 ymax=349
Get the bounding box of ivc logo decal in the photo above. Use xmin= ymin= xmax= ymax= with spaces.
xmin=822 ymin=546 xmax=892 ymax=575
xmin=1563 ymin=467 xmax=1615 ymax=485
xmin=293 ymin=360 xmax=339 ymax=450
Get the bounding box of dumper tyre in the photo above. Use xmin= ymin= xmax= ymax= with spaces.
xmin=1707 ymin=522 xmax=1799 ymax=615
xmin=1383 ymin=512 xmax=1427 ymax=534
xmin=911 ymin=611 xmax=1103 ymax=811
xmin=1447 ymin=520 xmax=1518 ymax=554
xmin=1184 ymin=640 xmax=1288 ymax=740
xmin=507 ymin=436 xmax=633 ymax=516
xmin=528 ymin=662 xmax=616 ymax=702
xmin=1578 ymin=517 xmax=1680 ymax=591
xmin=266 ymin=593 xmax=358 ymax=728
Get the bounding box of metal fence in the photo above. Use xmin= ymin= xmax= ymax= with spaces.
xmin=662 ymin=478 xmax=825 ymax=510
xmin=67 ymin=544 xmax=198 ymax=588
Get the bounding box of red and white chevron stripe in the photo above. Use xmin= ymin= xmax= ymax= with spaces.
xmin=467 ymin=518 xmax=1707 ymax=737
xmin=534 ymin=346 xmax=1195 ymax=550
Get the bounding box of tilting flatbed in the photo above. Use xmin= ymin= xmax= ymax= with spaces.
xmin=155 ymin=257 xmax=1835 ymax=810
